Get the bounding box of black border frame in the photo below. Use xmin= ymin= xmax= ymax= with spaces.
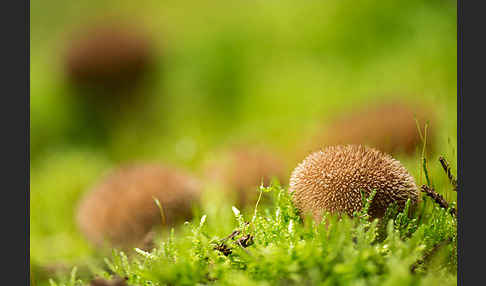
xmin=458 ymin=0 xmax=486 ymax=284
xmin=3 ymin=0 xmax=29 ymax=284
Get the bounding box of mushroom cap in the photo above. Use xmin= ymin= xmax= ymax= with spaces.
xmin=203 ymin=145 xmax=286 ymax=207
xmin=289 ymin=145 xmax=419 ymax=221
xmin=317 ymin=101 xmax=436 ymax=156
xmin=64 ymin=22 xmax=154 ymax=90
xmin=76 ymin=164 xmax=201 ymax=248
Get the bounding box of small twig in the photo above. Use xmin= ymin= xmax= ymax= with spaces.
xmin=411 ymin=237 xmax=453 ymax=273
xmin=234 ymin=234 xmax=254 ymax=256
xmin=235 ymin=241 xmax=251 ymax=255
xmin=439 ymin=156 xmax=458 ymax=192
xmin=420 ymin=185 xmax=456 ymax=216
xmin=214 ymin=225 xmax=254 ymax=256
xmin=235 ymin=234 xmax=254 ymax=248
xmin=222 ymin=229 xmax=241 ymax=242
xmin=213 ymin=243 xmax=232 ymax=256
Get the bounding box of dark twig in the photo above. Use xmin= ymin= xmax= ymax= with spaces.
xmin=235 ymin=234 xmax=254 ymax=255
xmin=439 ymin=156 xmax=458 ymax=192
xmin=236 ymin=234 xmax=254 ymax=248
xmin=213 ymin=243 xmax=232 ymax=256
xmin=222 ymin=230 xmax=241 ymax=242
xmin=411 ymin=237 xmax=453 ymax=273
xmin=420 ymin=185 xmax=456 ymax=216
xmin=221 ymin=222 xmax=250 ymax=242
xmin=213 ymin=225 xmax=254 ymax=256
xmin=235 ymin=241 xmax=251 ymax=255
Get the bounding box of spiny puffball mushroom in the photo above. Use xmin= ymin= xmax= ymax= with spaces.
xmin=203 ymin=145 xmax=286 ymax=207
xmin=316 ymin=100 xmax=436 ymax=156
xmin=64 ymin=21 xmax=154 ymax=92
xmin=289 ymin=145 xmax=419 ymax=222
xmin=76 ymin=164 xmax=201 ymax=249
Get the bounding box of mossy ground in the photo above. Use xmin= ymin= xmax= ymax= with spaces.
xmin=46 ymin=182 xmax=457 ymax=286
xmin=31 ymin=0 xmax=457 ymax=285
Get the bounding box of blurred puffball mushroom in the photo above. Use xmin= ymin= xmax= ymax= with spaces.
xmin=61 ymin=21 xmax=162 ymax=147
xmin=202 ymin=145 xmax=287 ymax=207
xmin=289 ymin=145 xmax=419 ymax=222
xmin=64 ymin=21 xmax=158 ymax=120
xmin=312 ymin=100 xmax=436 ymax=156
xmin=65 ymin=22 xmax=154 ymax=92
xmin=76 ymin=164 xmax=201 ymax=249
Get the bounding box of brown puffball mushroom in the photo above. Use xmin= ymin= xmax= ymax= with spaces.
xmin=76 ymin=164 xmax=201 ymax=249
xmin=289 ymin=145 xmax=419 ymax=222
xmin=314 ymin=101 xmax=436 ymax=156
xmin=64 ymin=21 xmax=154 ymax=93
xmin=203 ymin=145 xmax=287 ymax=207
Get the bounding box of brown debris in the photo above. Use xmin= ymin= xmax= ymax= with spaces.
xmin=224 ymin=229 xmax=241 ymax=241
xmin=213 ymin=243 xmax=232 ymax=256
xmin=420 ymin=185 xmax=456 ymax=216
xmin=213 ymin=225 xmax=254 ymax=256
xmin=236 ymin=234 xmax=254 ymax=248
xmin=439 ymin=156 xmax=458 ymax=192
xmin=410 ymin=237 xmax=454 ymax=273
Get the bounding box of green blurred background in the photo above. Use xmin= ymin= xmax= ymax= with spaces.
xmin=30 ymin=0 xmax=456 ymax=284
